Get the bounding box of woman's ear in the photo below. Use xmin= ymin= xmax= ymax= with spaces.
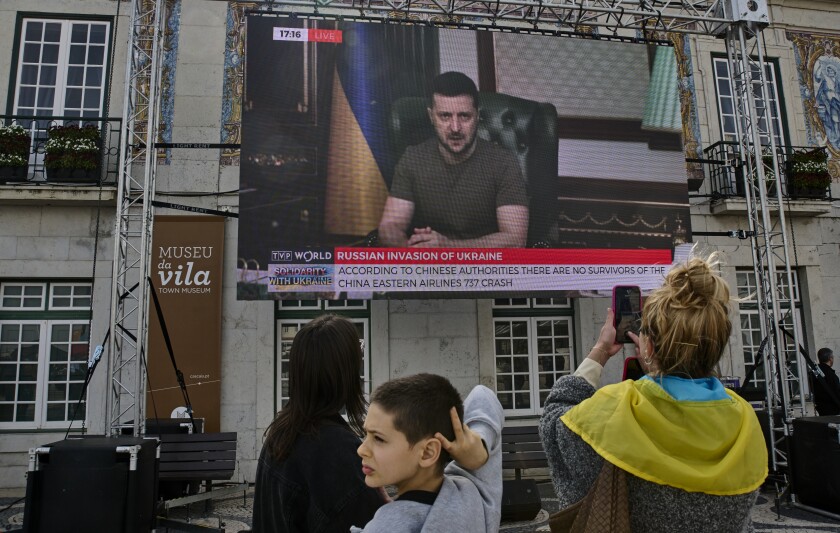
xmin=640 ymin=336 xmax=657 ymax=373
xmin=418 ymin=437 xmax=442 ymax=468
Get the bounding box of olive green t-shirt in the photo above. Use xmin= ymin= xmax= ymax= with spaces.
xmin=390 ymin=138 xmax=528 ymax=241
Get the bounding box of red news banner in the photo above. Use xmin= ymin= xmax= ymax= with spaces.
xmin=329 ymin=246 xmax=689 ymax=293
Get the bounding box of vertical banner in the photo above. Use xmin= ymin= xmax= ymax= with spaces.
xmin=147 ymin=215 xmax=225 ymax=432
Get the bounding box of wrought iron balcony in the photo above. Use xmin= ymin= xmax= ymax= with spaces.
xmin=0 ymin=114 xmax=121 ymax=185
xmin=704 ymin=141 xmax=832 ymax=201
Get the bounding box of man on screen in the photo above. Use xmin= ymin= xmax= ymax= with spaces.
xmin=378 ymin=72 xmax=529 ymax=248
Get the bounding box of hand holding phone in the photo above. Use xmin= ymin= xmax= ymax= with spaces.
xmin=612 ymin=285 xmax=642 ymax=344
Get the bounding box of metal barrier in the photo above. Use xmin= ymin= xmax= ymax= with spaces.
xmin=704 ymin=141 xmax=831 ymax=200
xmin=1 ymin=114 xmax=121 ymax=184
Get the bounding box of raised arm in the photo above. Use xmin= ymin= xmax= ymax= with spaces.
xmin=377 ymin=196 xmax=415 ymax=247
xmin=439 ymin=386 xmax=504 ymax=531
xmin=539 ymin=309 xmax=623 ymax=507
xmin=435 ymin=408 xmax=488 ymax=472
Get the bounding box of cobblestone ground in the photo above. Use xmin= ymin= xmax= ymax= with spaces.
xmin=2 ymin=483 xmax=839 ymax=532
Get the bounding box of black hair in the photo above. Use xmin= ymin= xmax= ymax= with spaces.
xmin=263 ymin=314 xmax=366 ymax=460
xmin=370 ymin=373 xmax=463 ymax=469
xmin=818 ymin=347 xmax=834 ymax=364
xmin=430 ymin=71 xmax=479 ymax=110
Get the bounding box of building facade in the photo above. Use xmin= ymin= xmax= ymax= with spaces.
xmin=1 ymin=0 xmax=839 ymax=488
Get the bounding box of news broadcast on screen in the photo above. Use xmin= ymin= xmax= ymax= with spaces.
xmin=237 ymin=15 xmax=695 ymax=299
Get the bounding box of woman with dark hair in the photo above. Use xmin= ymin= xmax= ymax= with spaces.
xmin=252 ymin=314 xmax=385 ymax=532
xmin=540 ymin=254 xmax=768 ymax=532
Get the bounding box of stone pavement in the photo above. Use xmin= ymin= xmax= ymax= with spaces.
xmin=3 ymin=482 xmax=839 ymax=532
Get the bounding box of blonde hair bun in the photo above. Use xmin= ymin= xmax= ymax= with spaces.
xmin=641 ymin=253 xmax=731 ymax=378
xmin=665 ymin=256 xmax=729 ymax=310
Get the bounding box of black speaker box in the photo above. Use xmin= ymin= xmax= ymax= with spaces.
xmin=792 ymin=416 xmax=840 ymax=514
xmin=22 ymin=436 xmax=159 ymax=533
xmin=501 ymin=479 xmax=542 ymax=522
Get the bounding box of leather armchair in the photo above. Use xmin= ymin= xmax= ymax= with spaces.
xmin=388 ymin=92 xmax=558 ymax=246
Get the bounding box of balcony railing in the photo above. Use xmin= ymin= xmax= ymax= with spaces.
xmin=1 ymin=115 xmax=121 ymax=185
xmin=704 ymin=141 xmax=831 ymax=200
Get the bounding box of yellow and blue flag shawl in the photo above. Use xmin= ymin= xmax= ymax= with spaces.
xmin=561 ymin=377 xmax=767 ymax=496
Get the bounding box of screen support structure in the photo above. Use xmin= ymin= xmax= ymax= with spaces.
xmin=106 ymin=0 xmax=168 ymax=438
xmin=110 ymin=0 xmax=800 ymax=495
xmin=722 ymin=17 xmax=806 ymax=499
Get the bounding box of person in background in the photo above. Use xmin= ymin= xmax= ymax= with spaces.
xmin=813 ymin=347 xmax=840 ymax=416
xmin=540 ymin=254 xmax=768 ymax=532
xmin=252 ymin=315 xmax=385 ymax=532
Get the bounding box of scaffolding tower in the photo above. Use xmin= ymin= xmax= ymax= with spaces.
xmin=106 ymin=0 xmax=804 ymax=493
xmin=107 ymin=0 xmax=168 ymax=437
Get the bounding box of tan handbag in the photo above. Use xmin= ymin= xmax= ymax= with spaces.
xmin=548 ymin=461 xmax=631 ymax=533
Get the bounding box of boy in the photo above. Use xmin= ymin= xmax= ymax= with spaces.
xmin=351 ymin=373 xmax=504 ymax=533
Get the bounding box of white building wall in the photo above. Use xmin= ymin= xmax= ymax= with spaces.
xmin=0 ymin=200 xmax=116 ymax=488
xmin=2 ymin=0 xmax=840 ymax=489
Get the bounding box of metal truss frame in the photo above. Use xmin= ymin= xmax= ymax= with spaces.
xmin=109 ymin=0 xmax=799 ymax=493
xmin=106 ymin=0 xmax=168 ymax=437
xmin=724 ymin=19 xmax=806 ymax=486
xmin=261 ymin=0 xmax=731 ymax=35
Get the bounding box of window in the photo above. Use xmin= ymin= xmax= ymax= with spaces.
xmin=49 ymin=283 xmax=92 ymax=310
xmin=0 ymin=283 xmax=46 ymax=310
xmin=713 ymin=57 xmax=784 ymax=148
xmin=0 ymin=281 xmax=91 ymax=429
xmin=14 ymin=19 xmax=110 ymax=120
xmin=492 ymin=298 xmax=574 ymax=415
xmin=11 ymin=18 xmax=111 ymax=172
xmin=278 ymin=299 xmax=320 ymax=310
xmin=275 ymin=300 xmax=371 ymax=412
xmin=736 ymin=269 xmax=805 ymax=398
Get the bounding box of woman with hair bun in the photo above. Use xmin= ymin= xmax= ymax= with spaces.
xmin=540 ymin=255 xmax=767 ymax=532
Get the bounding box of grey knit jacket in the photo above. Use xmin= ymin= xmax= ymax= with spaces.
xmin=539 ymin=375 xmax=758 ymax=533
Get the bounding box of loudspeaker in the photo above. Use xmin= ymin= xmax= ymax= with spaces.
xmin=22 ymin=436 xmax=159 ymax=533
xmin=724 ymin=0 xmax=769 ymax=23
xmin=792 ymin=416 xmax=840 ymax=514
xmin=501 ymin=479 xmax=542 ymax=522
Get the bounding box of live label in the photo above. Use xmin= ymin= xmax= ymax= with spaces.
xmin=273 ymin=28 xmax=342 ymax=43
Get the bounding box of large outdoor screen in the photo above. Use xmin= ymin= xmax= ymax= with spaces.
xmin=238 ymin=15 xmax=694 ymax=299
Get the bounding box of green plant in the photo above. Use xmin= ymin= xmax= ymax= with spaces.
xmin=789 ymin=149 xmax=830 ymax=189
xmin=44 ymin=124 xmax=101 ymax=170
xmin=0 ymin=124 xmax=31 ymax=167
xmin=745 ymin=151 xmax=778 ymax=192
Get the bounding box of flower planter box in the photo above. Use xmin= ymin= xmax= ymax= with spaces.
xmin=785 ymin=151 xmax=831 ymax=199
xmin=0 ymin=165 xmax=29 ymax=182
xmin=0 ymin=124 xmax=31 ymax=182
xmin=44 ymin=124 xmax=102 ymax=184
xmin=45 ymin=166 xmax=100 ymax=184
xmin=788 ymin=182 xmax=828 ymax=199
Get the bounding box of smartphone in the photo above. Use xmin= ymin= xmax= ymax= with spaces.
xmin=612 ymin=285 xmax=642 ymax=344
xmin=623 ymin=357 xmax=645 ymax=381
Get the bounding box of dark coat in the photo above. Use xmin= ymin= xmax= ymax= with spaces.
xmin=252 ymin=415 xmax=384 ymax=533
xmin=814 ymin=363 xmax=840 ymax=416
